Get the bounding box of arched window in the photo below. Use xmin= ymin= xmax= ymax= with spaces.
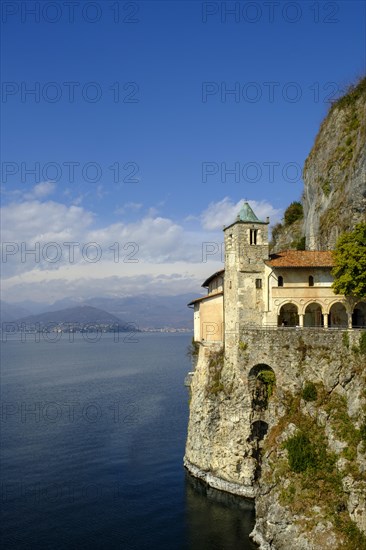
xmin=278 ymin=276 xmax=283 ymax=287
xmin=309 ymin=275 xmax=314 ymax=287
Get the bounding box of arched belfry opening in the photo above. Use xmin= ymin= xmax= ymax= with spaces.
xmin=248 ymin=364 xmax=276 ymax=411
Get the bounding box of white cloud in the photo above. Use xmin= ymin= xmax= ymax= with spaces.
xmin=24 ymin=181 xmax=56 ymax=200
xmin=1 ymin=195 xmax=280 ymax=303
xmin=1 ymin=200 xmax=94 ymax=243
xmin=0 ymin=199 xmax=215 ymax=281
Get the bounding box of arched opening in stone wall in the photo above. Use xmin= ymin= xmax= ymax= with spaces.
xmin=248 ymin=367 xmax=274 ymax=482
xmin=249 ymin=420 xmax=269 ymax=442
xmin=352 ymin=302 xmax=366 ymax=328
xmin=248 ymin=364 xmax=276 ymax=411
xmin=249 ymin=420 xmax=269 ymax=481
xmin=329 ymin=302 xmax=348 ymax=328
xmin=304 ymin=302 xmax=323 ymax=327
xmin=278 ymin=303 xmax=299 ymax=327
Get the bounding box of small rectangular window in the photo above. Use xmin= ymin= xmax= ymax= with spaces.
xmin=255 ymin=278 xmax=262 ymax=289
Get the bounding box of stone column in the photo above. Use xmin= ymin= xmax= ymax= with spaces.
xmin=348 ymin=313 xmax=353 ymax=329
xmin=299 ymin=314 xmax=304 ymax=328
xmin=323 ymin=313 xmax=328 ymax=328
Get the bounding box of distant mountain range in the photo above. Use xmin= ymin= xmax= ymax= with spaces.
xmin=0 ymin=301 xmax=31 ymax=322
xmin=0 ymin=294 xmax=198 ymax=329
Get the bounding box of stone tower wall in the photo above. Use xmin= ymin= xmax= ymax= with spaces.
xmin=224 ymin=221 xmax=269 ymax=365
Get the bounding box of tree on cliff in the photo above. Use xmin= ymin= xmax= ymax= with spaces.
xmin=332 ymin=223 xmax=366 ymax=298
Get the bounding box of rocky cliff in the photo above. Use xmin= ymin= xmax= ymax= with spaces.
xmin=184 ymin=77 xmax=366 ymax=550
xmin=185 ymin=330 xmax=366 ymax=549
xmin=249 ymin=330 xmax=366 ymax=549
xmin=272 ymin=77 xmax=366 ymax=252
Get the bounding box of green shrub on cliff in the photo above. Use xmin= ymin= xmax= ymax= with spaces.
xmin=257 ymin=369 xmax=276 ymax=398
xmin=186 ymin=337 xmax=199 ymax=360
xmin=330 ymin=76 xmax=366 ymax=112
xmin=301 ymin=382 xmax=317 ymax=402
xmin=332 ymin=223 xmax=366 ymax=298
xmin=238 ymin=340 xmax=248 ymax=352
xmin=284 ymin=201 xmax=303 ymax=226
xmin=284 ymin=433 xmax=317 ymax=473
xmin=206 ymin=347 xmax=225 ymax=396
xmin=294 ymin=236 xmax=306 ymax=250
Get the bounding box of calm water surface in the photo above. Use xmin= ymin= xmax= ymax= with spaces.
xmin=1 ymin=333 xmax=256 ymax=549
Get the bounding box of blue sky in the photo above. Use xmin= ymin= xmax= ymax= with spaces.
xmin=1 ymin=0 xmax=365 ymax=303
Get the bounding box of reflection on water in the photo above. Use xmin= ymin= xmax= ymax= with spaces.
xmin=185 ymin=473 xmax=258 ymax=550
xmin=1 ymin=334 xmax=258 ymax=549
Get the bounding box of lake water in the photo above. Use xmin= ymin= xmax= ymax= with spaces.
xmin=1 ymin=332 xmax=256 ymax=549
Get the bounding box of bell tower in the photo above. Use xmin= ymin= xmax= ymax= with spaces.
xmin=223 ymin=202 xmax=269 ymax=343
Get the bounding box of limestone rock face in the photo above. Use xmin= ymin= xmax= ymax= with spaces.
xmin=184 ymin=330 xmax=366 ymax=549
xmin=184 ymin=343 xmax=256 ymax=497
xmin=249 ymin=330 xmax=366 ymax=549
xmin=303 ymin=80 xmax=366 ymax=250
xmin=270 ymin=218 xmax=304 ymax=254
xmin=272 ymin=78 xmax=366 ymax=251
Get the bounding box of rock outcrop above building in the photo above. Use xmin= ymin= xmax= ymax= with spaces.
xmin=303 ymin=77 xmax=366 ymax=250
xmin=272 ymin=77 xmax=366 ymax=252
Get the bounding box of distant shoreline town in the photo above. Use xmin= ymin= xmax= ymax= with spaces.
xmin=1 ymin=321 xmax=192 ymax=338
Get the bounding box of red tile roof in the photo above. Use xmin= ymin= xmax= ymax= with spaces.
xmin=266 ymin=250 xmax=334 ymax=268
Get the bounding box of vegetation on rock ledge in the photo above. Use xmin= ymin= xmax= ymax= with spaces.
xmin=270 ymin=202 xmax=305 ymax=252
xmin=206 ymin=347 xmax=225 ymax=396
xmin=284 ymin=432 xmax=319 ymax=473
xmin=257 ymin=369 xmax=276 ymax=398
xmin=264 ymin=379 xmax=366 ymax=549
xmin=329 ymin=76 xmax=366 ymax=113
xmin=332 ymin=223 xmax=366 ymax=298
xmin=186 ymin=337 xmax=199 ymax=360
xmin=284 ymin=201 xmax=303 ymax=226
xmin=304 ymin=76 xmax=366 ymax=173
xmin=301 ymin=381 xmax=317 ymax=402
